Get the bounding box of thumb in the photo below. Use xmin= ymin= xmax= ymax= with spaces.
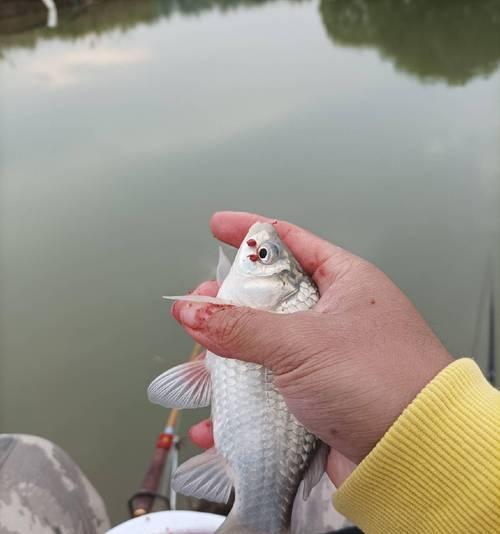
xmin=174 ymin=302 xmax=321 ymax=371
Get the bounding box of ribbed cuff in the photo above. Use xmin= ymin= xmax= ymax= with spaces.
xmin=334 ymin=358 xmax=500 ymax=534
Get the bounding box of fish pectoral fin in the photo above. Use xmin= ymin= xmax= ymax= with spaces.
xmin=216 ymin=246 xmax=232 ymax=284
xmin=162 ymin=295 xmax=235 ymax=306
xmin=147 ymin=360 xmax=211 ymax=409
xmin=302 ymin=441 xmax=329 ymax=500
xmin=172 ymin=448 xmax=233 ymax=504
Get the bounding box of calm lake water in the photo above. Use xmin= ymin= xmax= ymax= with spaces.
xmin=1 ymin=0 xmax=499 ymax=524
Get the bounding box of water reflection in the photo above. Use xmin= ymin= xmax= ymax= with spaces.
xmin=40 ymin=0 xmax=58 ymax=28
xmin=3 ymin=0 xmax=500 ymax=85
xmin=1 ymin=0 xmax=499 ymax=525
xmin=1 ymin=0 xmax=305 ymax=48
xmin=320 ymin=0 xmax=500 ymax=85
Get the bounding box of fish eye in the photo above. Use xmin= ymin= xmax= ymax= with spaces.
xmin=257 ymin=242 xmax=280 ymax=264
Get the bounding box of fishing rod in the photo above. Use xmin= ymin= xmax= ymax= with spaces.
xmin=487 ymin=280 xmax=496 ymax=387
xmin=472 ymin=257 xmax=496 ymax=387
xmin=128 ymin=343 xmax=203 ymax=517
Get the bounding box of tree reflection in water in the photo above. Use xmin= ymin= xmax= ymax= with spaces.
xmin=0 ymin=0 xmax=305 ymax=42
xmin=2 ymin=0 xmax=500 ymax=84
xmin=320 ymin=0 xmax=500 ymax=85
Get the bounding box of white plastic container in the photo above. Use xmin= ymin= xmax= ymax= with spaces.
xmin=106 ymin=510 xmax=225 ymax=534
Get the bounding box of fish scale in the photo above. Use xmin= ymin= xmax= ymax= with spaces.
xmin=208 ymin=266 xmax=320 ymax=533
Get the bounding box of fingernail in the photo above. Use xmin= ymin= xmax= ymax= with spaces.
xmin=179 ymin=303 xmax=218 ymax=330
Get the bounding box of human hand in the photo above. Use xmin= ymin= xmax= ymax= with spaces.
xmin=173 ymin=211 xmax=453 ymax=486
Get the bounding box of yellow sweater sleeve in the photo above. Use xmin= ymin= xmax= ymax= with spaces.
xmin=334 ymin=358 xmax=500 ymax=533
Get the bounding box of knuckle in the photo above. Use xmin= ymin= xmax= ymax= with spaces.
xmin=211 ymin=308 xmax=257 ymax=349
xmin=274 ymin=347 xmax=322 ymax=390
xmin=336 ymin=255 xmax=366 ymax=278
xmin=272 ymin=314 xmax=317 ymax=370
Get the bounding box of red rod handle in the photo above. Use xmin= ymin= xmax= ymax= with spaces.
xmin=131 ymin=433 xmax=174 ymax=516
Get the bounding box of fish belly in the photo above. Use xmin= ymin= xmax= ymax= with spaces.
xmin=208 ymin=353 xmax=317 ymax=534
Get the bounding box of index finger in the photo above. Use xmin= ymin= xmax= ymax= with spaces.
xmin=210 ymin=211 xmax=351 ymax=292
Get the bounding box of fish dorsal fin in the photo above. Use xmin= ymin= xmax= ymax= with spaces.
xmin=147 ymin=360 xmax=211 ymax=409
xmin=216 ymin=246 xmax=232 ymax=284
xmin=302 ymin=441 xmax=329 ymax=500
xmin=172 ymin=447 xmax=233 ymax=503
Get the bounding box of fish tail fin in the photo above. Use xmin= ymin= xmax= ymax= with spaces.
xmin=215 ymin=513 xmax=270 ymax=534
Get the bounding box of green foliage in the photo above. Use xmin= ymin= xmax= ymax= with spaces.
xmin=2 ymin=0 xmax=500 ymax=85
xmin=0 ymin=0 xmax=306 ymax=56
xmin=320 ymin=0 xmax=500 ymax=85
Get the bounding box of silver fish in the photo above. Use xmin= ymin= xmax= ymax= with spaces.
xmin=148 ymin=222 xmax=327 ymax=534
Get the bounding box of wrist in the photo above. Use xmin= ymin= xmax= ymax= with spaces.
xmin=351 ymin=347 xmax=454 ymax=464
